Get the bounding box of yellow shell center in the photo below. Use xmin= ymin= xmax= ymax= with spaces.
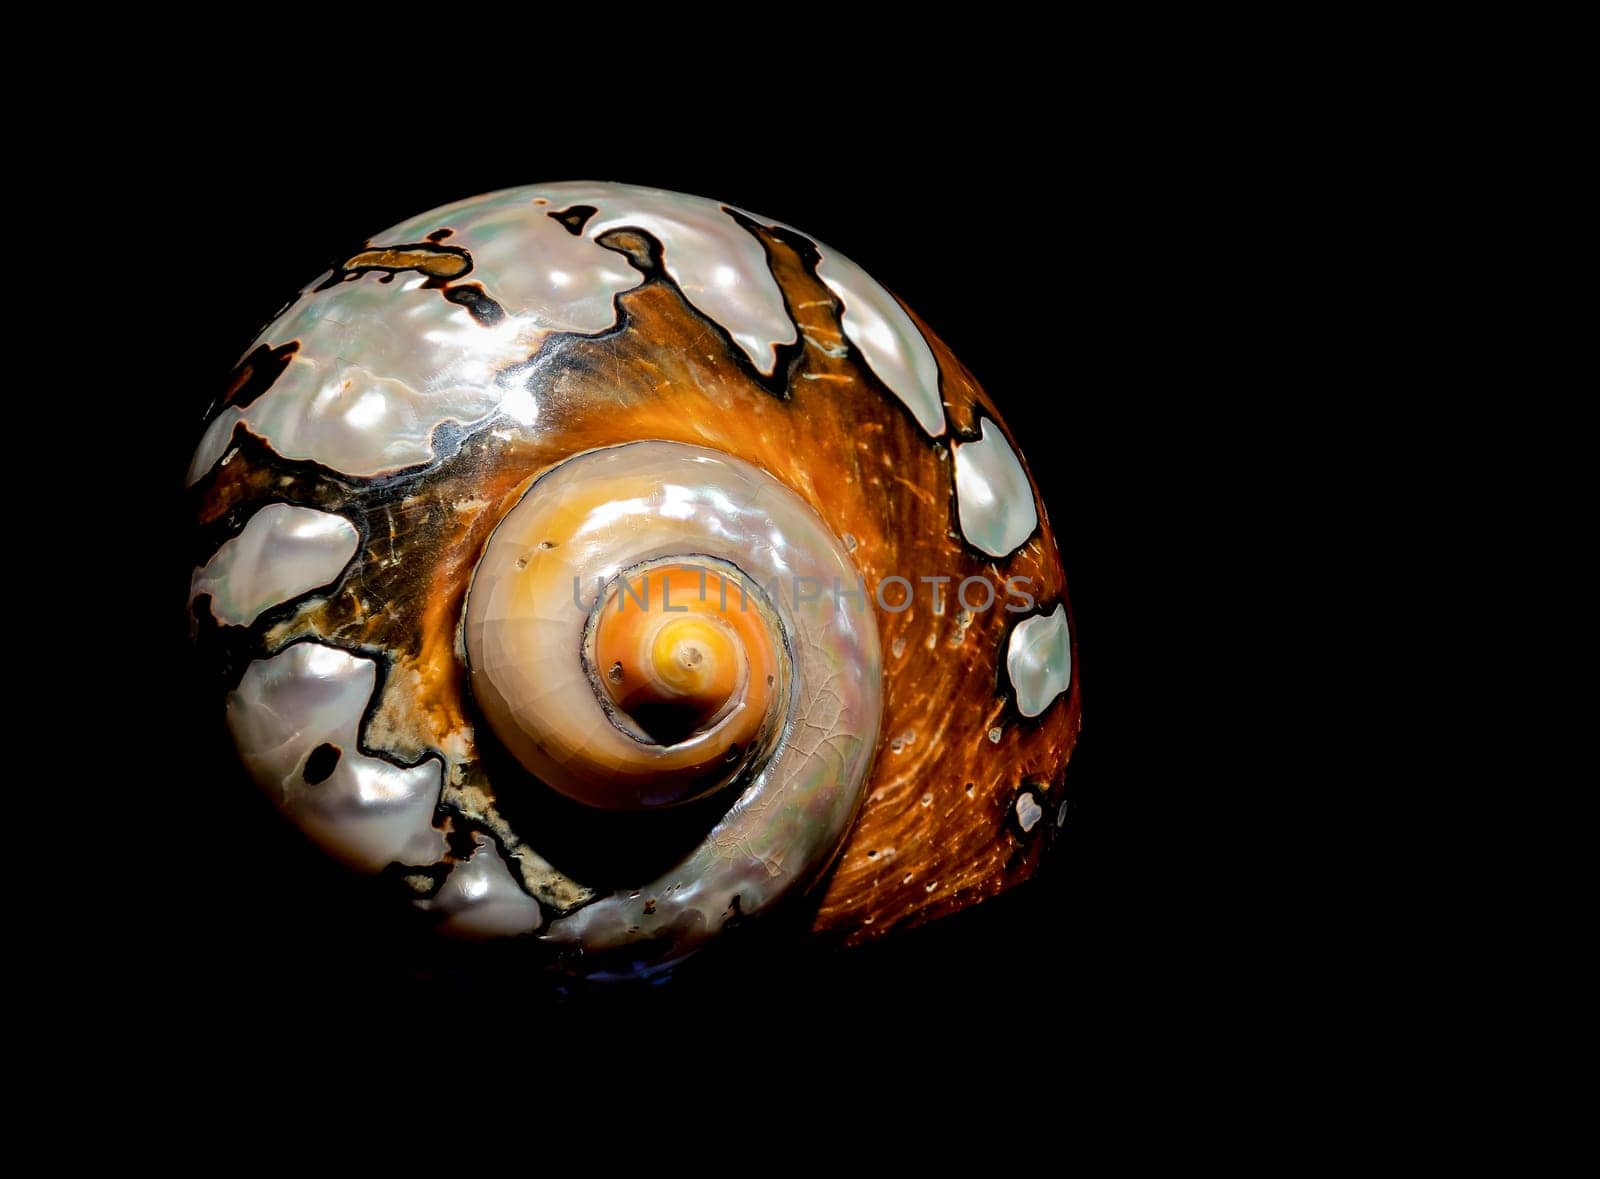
xmin=593 ymin=565 xmax=774 ymax=747
xmin=648 ymin=616 xmax=738 ymax=702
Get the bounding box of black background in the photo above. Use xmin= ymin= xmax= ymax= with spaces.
xmin=115 ymin=130 xmax=1213 ymax=1053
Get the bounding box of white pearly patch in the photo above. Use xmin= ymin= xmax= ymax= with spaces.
xmin=228 ymin=643 xmax=446 ymax=872
xmin=1006 ymin=603 xmax=1072 ymax=718
xmin=1016 ymin=793 xmax=1043 ymax=833
xmin=369 ymin=187 xmax=639 ymax=332
xmin=187 ymin=273 xmax=535 ymax=484
xmin=953 ymin=419 xmax=1037 ymax=557
xmin=190 ymin=503 xmax=359 ymax=627
xmin=531 ymin=181 xmax=798 ymax=375
xmin=814 ymin=249 xmax=945 ymax=436
xmin=424 ymin=833 xmax=543 ymax=937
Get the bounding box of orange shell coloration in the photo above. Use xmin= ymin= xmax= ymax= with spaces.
xmin=186 ymin=182 xmax=1079 ymax=976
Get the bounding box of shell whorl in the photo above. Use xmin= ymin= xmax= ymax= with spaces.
xmin=461 ymin=441 xmax=881 ymax=962
xmin=188 ymin=181 xmax=1078 ymax=975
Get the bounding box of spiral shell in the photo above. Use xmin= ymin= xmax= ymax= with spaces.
xmin=188 ymin=181 xmax=1079 ymax=977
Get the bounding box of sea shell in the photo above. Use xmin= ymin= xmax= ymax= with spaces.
xmin=187 ymin=181 xmax=1080 ymax=978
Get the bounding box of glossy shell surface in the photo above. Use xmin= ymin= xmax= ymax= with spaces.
xmin=188 ymin=181 xmax=1080 ymax=976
